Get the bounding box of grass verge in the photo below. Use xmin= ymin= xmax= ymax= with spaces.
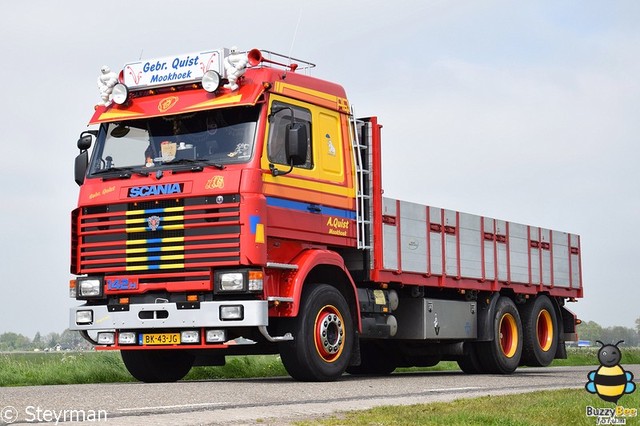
xmin=294 ymin=389 xmax=631 ymax=426
xmin=1 ymin=347 xmax=638 ymax=387
xmin=0 ymin=352 xmax=289 ymax=387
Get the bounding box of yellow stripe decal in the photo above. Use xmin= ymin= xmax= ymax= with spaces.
xmin=126 ymin=224 xmax=184 ymax=233
xmin=126 ymin=236 xmax=185 ymax=246
xmin=126 ymin=263 xmax=185 ymax=271
xmin=126 ymin=246 xmax=184 ymax=254
xmin=125 ymin=215 xmax=184 ymax=225
xmin=126 ymin=254 xmax=185 ymax=263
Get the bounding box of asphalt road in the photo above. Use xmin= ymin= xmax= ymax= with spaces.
xmin=0 ymin=365 xmax=631 ymax=425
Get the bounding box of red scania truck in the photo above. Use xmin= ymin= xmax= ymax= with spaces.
xmin=70 ymin=47 xmax=582 ymax=382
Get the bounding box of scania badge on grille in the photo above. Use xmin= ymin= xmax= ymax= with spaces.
xmin=147 ymin=215 xmax=161 ymax=231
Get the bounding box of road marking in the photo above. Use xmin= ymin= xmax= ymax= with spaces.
xmin=421 ymin=386 xmax=482 ymax=393
xmin=118 ymin=402 xmax=224 ymax=412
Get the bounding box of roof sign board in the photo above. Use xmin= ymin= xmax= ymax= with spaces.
xmin=122 ymin=48 xmax=228 ymax=89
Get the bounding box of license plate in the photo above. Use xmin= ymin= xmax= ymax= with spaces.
xmin=140 ymin=333 xmax=181 ymax=345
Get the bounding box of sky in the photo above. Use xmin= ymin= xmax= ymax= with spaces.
xmin=0 ymin=0 xmax=638 ymax=337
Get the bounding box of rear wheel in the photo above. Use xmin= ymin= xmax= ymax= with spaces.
xmin=279 ymin=284 xmax=354 ymax=381
xmin=520 ymin=295 xmax=558 ymax=367
xmin=477 ymin=297 xmax=523 ymax=374
xmin=121 ymin=350 xmax=194 ymax=383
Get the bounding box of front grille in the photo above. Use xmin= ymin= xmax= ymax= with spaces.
xmin=75 ymin=195 xmax=240 ymax=276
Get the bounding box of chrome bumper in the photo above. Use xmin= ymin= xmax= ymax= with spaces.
xmin=69 ymin=300 xmax=268 ymax=331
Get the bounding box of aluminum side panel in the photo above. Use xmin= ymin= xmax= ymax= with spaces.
xmin=553 ymin=230 xmax=570 ymax=287
xmin=400 ymin=201 xmax=427 ymax=273
xmin=459 ymin=213 xmax=482 ymax=279
xmin=509 ymin=223 xmax=529 ymax=284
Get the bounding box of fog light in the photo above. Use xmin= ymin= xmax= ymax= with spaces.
xmin=97 ymin=332 xmax=115 ymax=345
xmin=118 ymin=332 xmax=136 ymax=345
xmin=181 ymin=330 xmax=200 ymax=343
xmin=220 ymin=305 xmax=243 ymax=320
xmin=76 ymin=310 xmax=93 ymax=325
xmin=206 ymin=329 xmax=226 ymax=343
xmin=112 ymin=83 xmax=129 ymax=105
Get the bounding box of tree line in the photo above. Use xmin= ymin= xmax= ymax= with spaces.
xmin=0 ymin=330 xmax=91 ymax=352
xmin=1 ymin=319 xmax=640 ymax=352
xmin=576 ymin=320 xmax=640 ymax=347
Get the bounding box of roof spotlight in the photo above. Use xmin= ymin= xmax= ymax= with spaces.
xmin=202 ymin=70 xmax=222 ymax=93
xmin=112 ymin=83 xmax=129 ymax=105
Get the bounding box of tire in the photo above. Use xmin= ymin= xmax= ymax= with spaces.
xmin=346 ymin=341 xmax=396 ymax=375
xmin=477 ymin=297 xmax=523 ymax=374
xmin=279 ymin=284 xmax=354 ymax=381
xmin=121 ymin=350 xmax=194 ymax=383
xmin=457 ymin=342 xmax=484 ymax=374
xmin=519 ymin=295 xmax=558 ymax=367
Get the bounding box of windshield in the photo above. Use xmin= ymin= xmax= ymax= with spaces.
xmin=88 ymin=106 xmax=259 ymax=175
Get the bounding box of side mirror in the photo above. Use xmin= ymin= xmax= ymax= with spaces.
xmin=75 ymin=130 xmax=97 ymax=185
xmin=77 ymin=131 xmax=97 ymax=150
xmin=285 ymin=123 xmax=308 ymax=166
xmin=74 ymin=151 xmax=89 ymax=186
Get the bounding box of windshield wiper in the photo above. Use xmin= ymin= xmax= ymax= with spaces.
xmin=92 ymin=167 xmax=150 ymax=180
xmin=166 ymin=158 xmax=225 ymax=172
xmin=92 ymin=167 xmax=133 ymax=180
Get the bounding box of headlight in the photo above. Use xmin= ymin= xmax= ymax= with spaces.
xmin=76 ymin=277 xmax=103 ymax=299
xmin=112 ymin=83 xmax=129 ymax=105
xmin=215 ymin=270 xmax=263 ymax=293
xmin=219 ymin=273 xmax=244 ymax=292
xmin=202 ymin=70 xmax=221 ymax=93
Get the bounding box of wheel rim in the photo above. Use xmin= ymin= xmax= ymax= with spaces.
xmin=314 ymin=304 xmax=345 ymax=363
xmin=536 ymin=309 xmax=554 ymax=351
xmin=499 ymin=313 xmax=518 ymax=358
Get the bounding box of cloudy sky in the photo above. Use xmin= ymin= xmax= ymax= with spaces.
xmin=0 ymin=1 xmax=638 ymax=338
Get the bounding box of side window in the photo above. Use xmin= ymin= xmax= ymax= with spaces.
xmin=267 ymin=101 xmax=313 ymax=169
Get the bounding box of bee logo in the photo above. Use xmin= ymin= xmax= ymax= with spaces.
xmin=585 ymin=340 xmax=636 ymax=403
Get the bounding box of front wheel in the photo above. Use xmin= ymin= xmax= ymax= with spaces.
xmin=477 ymin=297 xmax=523 ymax=374
xmin=279 ymin=284 xmax=354 ymax=381
xmin=121 ymin=350 xmax=194 ymax=383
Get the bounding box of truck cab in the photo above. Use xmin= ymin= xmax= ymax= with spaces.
xmin=71 ymin=48 xmax=363 ymax=381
